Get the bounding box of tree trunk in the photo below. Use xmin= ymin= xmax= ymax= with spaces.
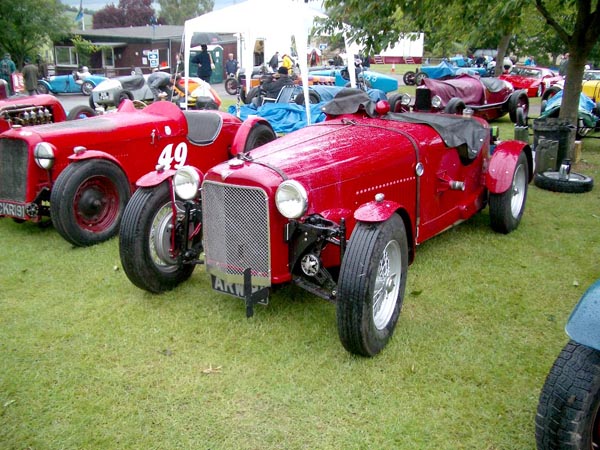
xmin=494 ymin=34 xmax=511 ymax=76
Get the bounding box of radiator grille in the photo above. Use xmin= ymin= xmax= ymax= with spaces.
xmin=0 ymin=138 xmax=29 ymax=202
xmin=415 ymin=88 xmax=432 ymax=111
xmin=202 ymin=180 xmax=271 ymax=286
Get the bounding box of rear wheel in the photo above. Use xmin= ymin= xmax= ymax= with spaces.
xmin=536 ymin=341 xmax=600 ymax=450
xmin=336 ymin=214 xmax=408 ymax=357
xmin=541 ymin=85 xmax=561 ymax=103
xmin=118 ymin=90 xmax=134 ymax=106
xmin=119 ymin=182 xmax=196 ymax=293
xmin=81 ymin=81 xmax=94 ymax=96
xmin=224 ymin=77 xmax=238 ymax=95
xmin=67 ymin=105 xmax=97 ymax=120
xmin=403 ymin=71 xmax=416 ymax=86
xmin=50 ymin=159 xmax=130 ymax=246
xmin=414 ymin=72 xmax=428 ymax=85
xmin=508 ymin=90 xmax=529 ymax=124
xmin=489 ymin=151 xmax=528 ymax=233
xmin=294 ymin=91 xmax=320 ymax=105
xmin=37 ymin=83 xmax=49 ymax=94
xmin=244 ymin=123 xmax=276 ymax=152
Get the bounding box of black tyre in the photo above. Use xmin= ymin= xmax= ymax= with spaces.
xmin=535 ymin=341 xmax=600 ymax=449
xmin=515 ymin=106 xmax=527 ymax=127
xmin=489 ymin=151 xmax=528 ymax=233
xmin=118 ymin=90 xmax=134 ymax=106
xmin=119 ymin=182 xmax=195 ymax=293
xmin=534 ymin=171 xmax=594 ymax=193
xmin=244 ymin=87 xmax=260 ymax=105
xmin=89 ymin=95 xmax=97 ymax=109
xmin=414 ymin=72 xmax=428 ymax=85
xmin=508 ymin=90 xmax=529 ymax=124
xmin=243 ymin=123 xmax=277 ymax=152
xmin=537 ymin=84 xmax=544 ymax=97
xmin=67 ymin=105 xmax=97 ymax=120
xmin=541 ymin=85 xmax=561 ymax=103
xmin=224 ymin=77 xmax=238 ymax=95
xmin=387 ymin=93 xmax=403 ymax=113
xmin=294 ymin=91 xmax=320 ymax=105
xmin=336 ymin=214 xmax=408 ymax=357
xmin=37 ymin=83 xmax=49 ymax=94
xmin=444 ymin=97 xmax=466 ymax=115
xmin=81 ymin=81 xmax=94 ymax=96
xmin=403 ymin=71 xmax=416 ymax=86
xmin=50 ymin=159 xmax=131 ymax=246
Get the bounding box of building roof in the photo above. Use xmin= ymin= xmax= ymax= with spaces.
xmin=74 ymin=25 xmax=185 ymax=43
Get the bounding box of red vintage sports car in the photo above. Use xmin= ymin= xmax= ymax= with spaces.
xmin=395 ymin=74 xmax=529 ymax=124
xmin=119 ymin=88 xmax=533 ymax=357
xmin=499 ymin=65 xmax=563 ymax=97
xmin=0 ymin=99 xmax=275 ymax=246
xmin=0 ymin=94 xmax=97 ymax=132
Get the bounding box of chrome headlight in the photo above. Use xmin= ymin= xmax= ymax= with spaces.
xmin=34 ymin=142 xmax=56 ymax=169
xmin=431 ymin=95 xmax=442 ymax=108
xmin=173 ymin=166 xmax=201 ymax=200
xmin=401 ymin=93 xmax=411 ymax=105
xmin=275 ymin=180 xmax=308 ymax=219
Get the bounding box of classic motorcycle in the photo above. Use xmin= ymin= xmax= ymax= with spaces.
xmin=536 ymin=279 xmax=600 ymax=449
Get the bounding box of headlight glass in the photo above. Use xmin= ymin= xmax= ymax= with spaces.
xmin=173 ymin=166 xmax=201 ymax=200
xmin=431 ymin=95 xmax=442 ymax=108
xmin=275 ymin=180 xmax=308 ymax=219
xmin=401 ymin=93 xmax=411 ymax=105
xmin=34 ymin=142 xmax=55 ymax=169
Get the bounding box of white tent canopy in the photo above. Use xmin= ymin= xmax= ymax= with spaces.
xmin=183 ymin=0 xmax=328 ymax=123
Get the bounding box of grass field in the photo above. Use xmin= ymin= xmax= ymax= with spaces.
xmin=1 ymin=95 xmax=599 ymax=449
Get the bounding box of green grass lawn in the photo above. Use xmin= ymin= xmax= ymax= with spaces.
xmin=1 ymin=104 xmax=599 ymax=449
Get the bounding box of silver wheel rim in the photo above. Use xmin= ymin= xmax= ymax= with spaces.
xmin=149 ymin=202 xmax=183 ymax=271
xmin=373 ymin=239 xmax=402 ymax=330
xmin=511 ymin=164 xmax=527 ymax=218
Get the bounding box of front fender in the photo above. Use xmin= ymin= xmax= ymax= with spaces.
xmin=67 ymin=149 xmax=121 ymax=166
xmin=230 ymin=116 xmax=274 ymax=156
xmin=566 ymin=280 xmax=600 ymax=351
xmin=486 ymin=141 xmax=532 ymax=193
xmin=354 ymin=199 xmax=403 ymax=222
xmin=136 ymin=168 xmax=176 ymax=188
xmin=37 ymin=80 xmax=51 ymax=91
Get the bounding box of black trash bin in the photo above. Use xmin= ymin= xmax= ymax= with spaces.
xmin=533 ymin=117 xmax=576 ymax=172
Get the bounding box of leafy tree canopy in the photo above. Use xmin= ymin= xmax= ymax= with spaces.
xmin=93 ymin=0 xmax=161 ymax=29
xmin=0 ymin=0 xmax=71 ymax=69
xmin=157 ymin=0 xmax=214 ymax=26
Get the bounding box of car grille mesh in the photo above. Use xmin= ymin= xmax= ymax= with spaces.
xmin=0 ymin=139 xmax=28 ymax=202
xmin=202 ymin=180 xmax=271 ymax=286
xmin=415 ymin=88 xmax=432 ymax=111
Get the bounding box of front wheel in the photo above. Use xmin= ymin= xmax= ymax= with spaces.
xmin=67 ymin=105 xmax=97 ymax=120
xmin=50 ymin=159 xmax=131 ymax=246
xmin=508 ymin=90 xmax=529 ymax=124
xmin=536 ymin=341 xmax=600 ymax=450
xmin=414 ymin=72 xmax=428 ymax=85
xmin=224 ymin=77 xmax=238 ymax=95
xmin=336 ymin=214 xmax=408 ymax=357
xmin=81 ymin=81 xmax=94 ymax=96
xmin=489 ymin=151 xmax=528 ymax=234
xmin=243 ymin=123 xmax=277 ymax=152
xmin=444 ymin=97 xmax=466 ymax=115
xmin=403 ymin=71 xmax=416 ymax=86
xmin=37 ymin=83 xmax=49 ymax=94
xmin=119 ymin=182 xmax=196 ymax=293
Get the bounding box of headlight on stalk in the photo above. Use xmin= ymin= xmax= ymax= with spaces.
xmin=34 ymin=142 xmax=56 ymax=169
xmin=431 ymin=95 xmax=442 ymax=109
xmin=275 ymin=180 xmax=308 ymax=219
xmin=173 ymin=166 xmax=202 ymax=200
xmin=401 ymin=93 xmax=411 ymax=105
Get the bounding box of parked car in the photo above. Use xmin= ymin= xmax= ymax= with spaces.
xmin=0 ymin=99 xmax=276 ymax=246
xmin=309 ymin=65 xmax=398 ymax=92
xmin=37 ymin=72 xmax=107 ymax=96
xmin=401 ymin=74 xmax=529 ymax=124
xmin=403 ymin=60 xmax=488 ymax=86
xmin=118 ymin=88 xmax=533 ymax=357
xmin=541 ymin=68 xmax=600 ymax=105
xmin=539 ymin=89 xmax=600 ymax=139
xmin=89 ymin=68 xmax=153 ymax=109
xmin=536 ymin=279 xmax=600 ymax=449
xmin=0 ymin=94 xmax=96 ymax=132
xmin=499 ymin=65 xmax=563 ymax=97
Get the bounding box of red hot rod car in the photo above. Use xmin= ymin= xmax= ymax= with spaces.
xmin=0 ymin=100 xmax=275 ymax=246
xmin=119 ymin=89 xmax=533 ymax=357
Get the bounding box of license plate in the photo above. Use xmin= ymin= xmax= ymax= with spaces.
xmin=211 ymin=275 xmax=268 ymax=304
xmin=99 ymin=92 xmax=110 ymax=100
xmin=0 ymin=201 xmax=26 ymax=219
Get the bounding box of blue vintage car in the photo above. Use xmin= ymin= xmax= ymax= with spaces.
xmin=404 ymin=61 xmax=488 ymax=86
xmin=309 ymin=66 xmax=398 ymax=93
xmin=37 ymin=72 xmax=107 ymax=96
xmin=536 ymin=280 xmax=600 ymax=449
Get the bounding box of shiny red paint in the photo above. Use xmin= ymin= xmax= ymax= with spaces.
xmin=499 ymin=65 xmax=563 ymax=97
xmin=0 ymin=94 xmax=67 ymax=132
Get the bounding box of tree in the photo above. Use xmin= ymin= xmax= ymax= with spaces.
xmin=158 ymin=0 xmax=214 ymax=26
xmin=0 ymin=0 xmax=71 ymax=69
xmin=93 ymin=0 xmax=158 ymax=29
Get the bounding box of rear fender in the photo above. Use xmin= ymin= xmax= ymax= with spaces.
xmin=566 ymin=280 xmax=600 ymax=351
xmin=230 ymin=116 xmax=274 ymax=157
xmin=486 ymin=141 xmax=532 ymax=193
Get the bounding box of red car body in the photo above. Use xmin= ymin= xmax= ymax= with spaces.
xmin=0 ymin=94 xmax=68 ymax=132
xmin=404 ymin=74 xmax=529 ymax=124
xmin=119 ymin=89 xmax=533 ymax=357
xmin=0 ymin=99 xmax=274 ymax=246
xmin=499 ymin=65 xmax=563 ymax=97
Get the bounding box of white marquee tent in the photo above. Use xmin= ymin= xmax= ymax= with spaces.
xmin=183 ymin=0 xmax=329 ymax=123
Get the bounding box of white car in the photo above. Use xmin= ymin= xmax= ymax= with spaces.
xmin=89 ymin=68 xmax=153 ymax=109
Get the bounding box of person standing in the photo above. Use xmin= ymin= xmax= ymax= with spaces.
xmin=0 ymin=53 xmax=16 ymax=95
xmin=225 ymin=53 xmax=238 ymax=77
xmin=36 ymin=54 xmax=48 ymax=79
xmin=281 ymin=53 xmax=293 ymax=75
xmin=192 ymin=44 xmax=213 ymax=83
xmin=268 ymin=51 xmax=279 ymax=71
xmin=22 ymin=57 xmax=39 ymax=95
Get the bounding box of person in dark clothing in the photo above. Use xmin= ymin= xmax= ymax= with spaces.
xmin=22 ymin=57 xmax=39 ymax=95
xmin=262 ymin=66 xmax=293 ymax=100
xmin=192 ymin=44 xmax=213 ymax=83
xmin=268 ymin=52 xmax=279 ymax=71
xmin=225 ymin=53 xmax=238 ymax=77
xmin=36 ymin=55 xmax=48 ymax=79
xmin=148 ymin=69 xmax=173 ymax=101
